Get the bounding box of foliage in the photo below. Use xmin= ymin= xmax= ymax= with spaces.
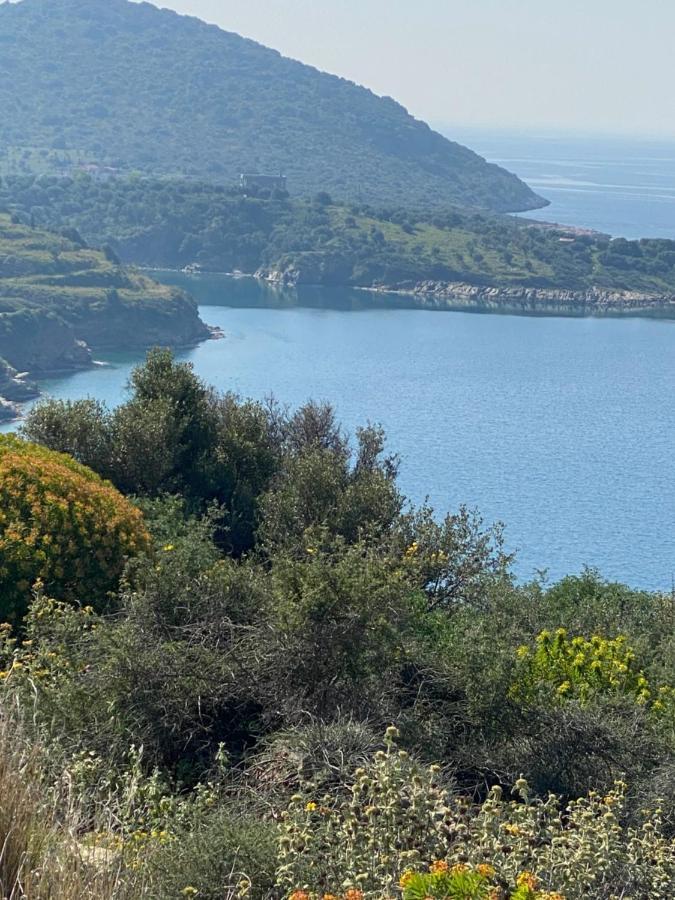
xmin=23 ymin=356 xmax=405 ymax=556
xmin=2 ymin=355 xmax=674 ymax=897
xmin=278 ymin=729 xmax=675 ymax=899
xmin=0 ymin=435 xmax=150 ymax=620
xmin=510 ymin=628 xmax=674 ymax=713
xmin=0 ymin=0 xmax=542 ymax=213
xmin=143 ymin=808 xmax=277 ymax=900
xmin=6 ymin=176 xmax=675 ymax=296
xmin=0 ymin=213 xmax=205 ymax=379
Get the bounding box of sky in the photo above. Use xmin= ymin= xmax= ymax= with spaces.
xmin=136 ymin=0 xmax=675 ymax=138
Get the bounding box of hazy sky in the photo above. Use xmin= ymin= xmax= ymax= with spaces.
xmin=137 ymin=0 xmax=675 ymax=137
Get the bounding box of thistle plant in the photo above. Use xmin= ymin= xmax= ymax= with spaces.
xmin=276 ymin=730 xmax=675 ymax=900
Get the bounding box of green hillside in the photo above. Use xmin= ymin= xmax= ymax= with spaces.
xmin=5 ymin=175 xmax=675 ymax=300
xmin=0 ymin=0 xmax=545 ymax=213
xmin=0 ymin=214 xmax=207 ymax=383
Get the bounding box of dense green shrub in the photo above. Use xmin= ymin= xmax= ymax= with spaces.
xmin=0 ymin=435 xmax=150 ymax=620
xmin=6 ymin=354 xmax=674 ymax=898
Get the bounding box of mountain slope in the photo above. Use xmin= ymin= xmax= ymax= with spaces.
xmin=0 ymin=0 xmax=545 ymax=212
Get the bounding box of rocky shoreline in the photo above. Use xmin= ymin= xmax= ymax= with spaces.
xmin=256 ymin=266 xmax=675 ymax=318
xmin=0 ymin=318 xmax=217 ymax=424
xmin=363 ymin=280 xmax=675 ymax=317
xmin=0 ymin=360 xmax=40 ymax=422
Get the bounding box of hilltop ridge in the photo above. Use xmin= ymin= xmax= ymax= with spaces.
xmin=0 ymin=0 xmax=546 ymax=212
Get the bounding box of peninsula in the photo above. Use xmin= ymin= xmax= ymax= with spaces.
xmin=0 ymin=214 xmax=209 ymax=416
xmin=6 ymin=177 xmax=675 ymax=319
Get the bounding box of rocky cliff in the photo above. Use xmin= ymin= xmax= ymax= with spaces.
xmin=0 ymin=217 xmax=211 ymax=417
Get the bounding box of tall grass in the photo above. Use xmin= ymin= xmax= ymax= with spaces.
xmin=0 ymin=712 xmax=142 ymax=900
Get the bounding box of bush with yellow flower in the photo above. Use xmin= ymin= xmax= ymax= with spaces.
xmin=510 ymin=628 xmax=673 ymax=717
xmin=0 ymin=435 xmax=150 ymax=620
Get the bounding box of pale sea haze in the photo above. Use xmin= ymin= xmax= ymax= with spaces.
xmin=4 ymin=134 xmax=675 ymax=590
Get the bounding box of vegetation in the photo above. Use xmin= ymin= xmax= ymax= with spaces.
xmin=0 ymin=0 xmax=544 ymax=213
xmin=0 ymin=435 xmax=150 ymax=621
xmin=0 ymin=351 xmax=670 ymax=897
xmin=0 ymin=213 xmax=207 ymax=385
xmin=5 ymin=177 xmax=675 ymax=296
xmin=278 ymin=728 xmax=674 ymax=899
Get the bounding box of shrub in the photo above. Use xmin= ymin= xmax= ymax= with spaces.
xmin=510 ymin=629 xmax=673 ymax=714
xmin=277 ymin=729 xmax=675 ymax=900
xmin=144 ymin=807 xmax=277 ymax=900
xmin=0 ymin=435 xmax=150 ymax=620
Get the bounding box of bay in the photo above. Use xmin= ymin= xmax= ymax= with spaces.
xmin=5 ymin=134 xmax=675 ymax=590
xmin=4 ymin=271 xmax=675 ymax=592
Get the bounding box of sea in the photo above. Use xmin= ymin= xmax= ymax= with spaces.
xmin=448 ymin=128 xmax=675 ymax=240
xmin=3 ymin=133 xmax=675 ymax=591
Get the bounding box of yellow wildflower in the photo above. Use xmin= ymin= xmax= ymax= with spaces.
xmin=477 ymin=864 xmax=496 ymax=879
xmin=399 ymin=871 xmax=414 ymax=888
xmin=516 ymin=871 xmax=539 ymax=891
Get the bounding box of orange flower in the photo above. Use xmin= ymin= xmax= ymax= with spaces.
xmin=429 ymin=860 xmax=449 ymax=875
xmin=344 ymin=891 xmax=363 ymax=900
xmin=289 ymin=892 xmax=309 ymax=900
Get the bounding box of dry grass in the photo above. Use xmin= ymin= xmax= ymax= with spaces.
xmin=0 ymin=712 xmax=143 ymax=900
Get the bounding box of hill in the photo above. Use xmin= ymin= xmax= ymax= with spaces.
xmin=0 ymin=0 xmax=545 ymax=213
xmin=5 ymin=176 xmax=675 ymax=314
xmin=0 ymin=213 xmax=208 ymax=413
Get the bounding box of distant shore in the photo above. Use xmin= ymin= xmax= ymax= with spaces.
xmin=253 ymin=267 xmax=675 ymax=319
xmin=360 ymin=280 xmax=675 ymax=318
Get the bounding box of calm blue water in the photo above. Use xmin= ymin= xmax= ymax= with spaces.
xmin=447 ymin=129 xmax=675 ymax=239
xmin=4 ymin=271 xmax=675 ymax=591
xmin=4 ymin=134 xmax=675 ymax=589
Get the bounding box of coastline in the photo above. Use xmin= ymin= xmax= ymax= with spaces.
xmin=151 ymin=265 xmax=675 ymax=320
xmin=0 ymin=324 xmax=222 ymax=424
xmin=358 ymin=280 xmax=675 ymax=319
xmin=253 ymin=267 xmax=675 ymax=319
